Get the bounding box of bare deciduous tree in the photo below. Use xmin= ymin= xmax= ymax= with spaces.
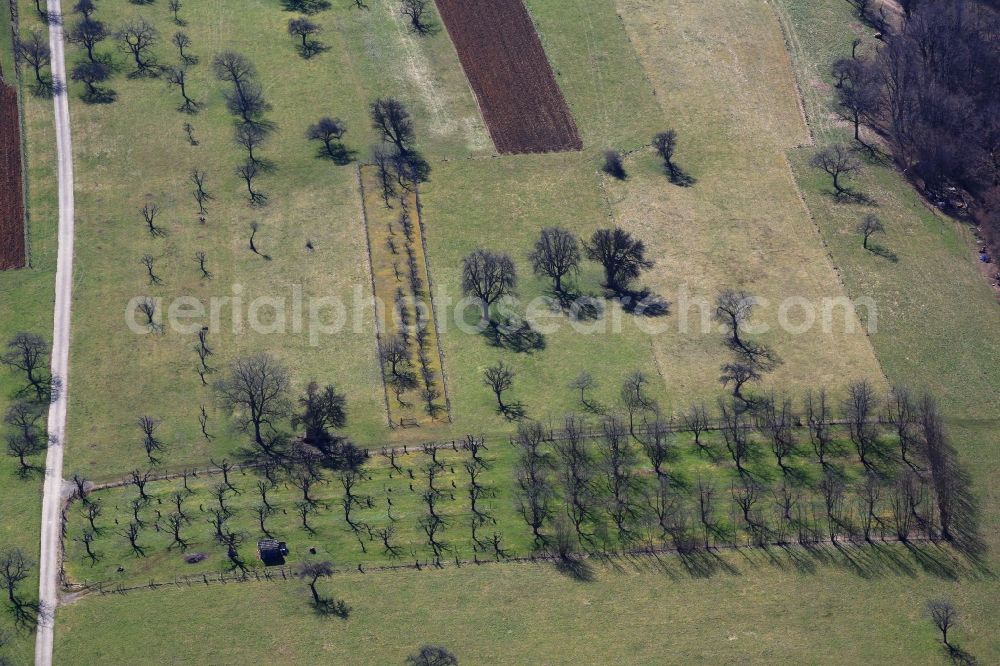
xmin=805 ymin=388 xmax=834 ymax=466
xmin=296 ymin=563 xmax=335 ymax=605
xmin=680 ymin=402 xmax=710 ymax=449
xmin=843 ymin=379 xmax=878 ymax=468
xmin=214 ymin=353 xmax=291 ymax=454
xmin=288 ymin=17 xmax=323 ymax=57
xmin=1 ymin=332 xmax=52 ymax=402
xmin=140 ymin=254 xmax=162 ymax=286
xmin=140 ymin=203 xmax=164 ymax=237
xmin=172 ymin=31 xmax=197 ymax=65
xmin=482 ymin=361 xmax=514 ymax=412
xmin=528 ymin=227 xmax=579 ymax=294
xmin=584 ymin=227 xmax=652 ymax=293
xmin=568 ymin=371 xmax=595 ymax=410
xmin=67 ymin=16 xmax=108 ymax=63
xmin=71 ymin=60 xmax=114 ymax=103
xmin=0 ymin=548 xmax=31 ymax=607
xmin=117 ymin=19 xmax=158 ymax=77
xmin=17 ymin=29 xmax=51 ymax=93
xmin=137 ymin=415 xmax=164 ymax=463
xmin=461 ymin=249 xmax=517 ymax=324
xmin=236 ymin=159 xmax=267 ymax=206
xmin=926 ymin=598 xmax=957 ymax=648
xmin=811 ymin=144 xmax=861 ymax=196
xmin=370 ymin=97 xmax=414 ymax=152
xmin=306 ymin=117 xmax=349 ymax=163
xmin=165 ymin=64 xmax=198 ymax=113
xmin=857 ymin=214 xmax=885 ymax=250
xmin=399 ymin=0 xmax=431 ymax=34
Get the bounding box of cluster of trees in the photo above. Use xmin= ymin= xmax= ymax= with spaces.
xmin=67 ymin=379 xmax=975 ymax=595
xmin=500 ymin=380 xmax=971 ymax=555
xmin=62 ymin=1 xmax=202 ymax=106
xmin=213 ymin=51 xmax=273 ymax=206
xmin=462 ymin=225 xmax=659 ymax=337
xmin=834 ymin=1 xmax=1000 ymax=257
xmin=212 ymin=353 xmax=364 ymax=466
xmin=369 ymin=97 xmax=430 ymax=205
xmin=2 ymin=333 xmax=56 ymax=478
xmin=602 ymin=130 xmax=691 ymax=186
xmin=75 ymin=358 xmax=366 ymax=570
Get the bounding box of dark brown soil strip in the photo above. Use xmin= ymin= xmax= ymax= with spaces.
xmin=434 ymin=0 xmax=583 ymax=154
xmin=0 ymin=78 xmax=25 ymax=270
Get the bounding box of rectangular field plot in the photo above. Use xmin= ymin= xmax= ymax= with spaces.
xmin=360 ymin=166 xmax=451 ymax=428
xmin=0 ymin=80 xmax=24 ymax=270
xmin=434 ymin=0 xmax=582 ymax=154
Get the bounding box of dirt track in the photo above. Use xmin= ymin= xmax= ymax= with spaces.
xmin=435 ymin=0 xmax=582 ymax=154
xmin=0 ymin=79 xmax=25 ymax=270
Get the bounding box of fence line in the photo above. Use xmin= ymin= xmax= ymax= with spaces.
xmin=71 ymin=531 xmax=943 ymax=598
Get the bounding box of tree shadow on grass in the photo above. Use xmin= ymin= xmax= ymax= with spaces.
xmin=7 ymin=599 xmax=45 ymax=632
xmin=313 ymin=597 xmax=351 ymax=618
xmin=547 ymin=289 xmax=604 ymax=322
xmin=946 ymin=644 xmax=978 ymax=665
xmin=677 ymin=548 xmax=739 ymax=578
xmin=616 ymin=288 xmax=670 ymax=317
xmin=408 ymin=20 xmax=441 ymax=37
xmin=315 ymin=144 xmax=356 ymax=166
xmin=668 ymin=168 xmax=696 ymax=187
xmin=484 ymin=317 xmax=545 ymax=354
xmin=298 ymin=41 xmax=331 ymax=59
xmin=497 ymin=402 xmax=527 ymax=421
xmin=553 ymin=554 xmax=594 ymax=582
xmin=81 ymin=88 xmax=118 ymax=105
xmin=867 ymin=243 xmax=899 ymax=262
xmin=282 ymin=0 xmax=332 ymax=14
xmin=832 ymin=188 xmax=877 ymax=206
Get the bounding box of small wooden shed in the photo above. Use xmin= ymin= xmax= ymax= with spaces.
xmin=257 ymin=539 xmax=289 ymax=566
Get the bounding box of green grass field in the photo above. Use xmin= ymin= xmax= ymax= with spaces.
xmin=54 ymin=551 xmax=995 ymax=664
xmin=0 ymin=2 xmax=15 ymax=82
xmin=1 ymin=0 xmax=996 ymax=663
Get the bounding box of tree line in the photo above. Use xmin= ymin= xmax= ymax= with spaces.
xmin=832 ymin=1 xmax=1000 ymax=259
xmin=504 ymin=381 xmax=976 ymax=558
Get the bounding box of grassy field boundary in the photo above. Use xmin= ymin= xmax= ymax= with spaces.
xmin=778 ymin=150 xmax=891 ymax=390
xmin=69 ymin=532 xmax=956 ymax=597
xmin=767 ymin=0 xmax=815 ymax=147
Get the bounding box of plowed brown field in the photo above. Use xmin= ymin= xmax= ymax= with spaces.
xmin=434 ymin=0 xmax=582 ymax=154
xmin=0 ymin=79 xmax=25 ymax=270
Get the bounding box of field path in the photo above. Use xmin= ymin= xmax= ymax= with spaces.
xmin=36 ymin=1 xmax=75 ymax=664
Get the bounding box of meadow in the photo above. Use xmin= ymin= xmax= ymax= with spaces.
xmin=0 ymin=0 xmax=996 ymax=663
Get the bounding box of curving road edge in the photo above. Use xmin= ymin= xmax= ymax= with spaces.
xmin=36 ymin=1 xmax=74 ymax=664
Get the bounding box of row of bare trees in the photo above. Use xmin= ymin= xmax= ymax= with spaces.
xmin=213 ymin=51 xmax=272 ymax=206
xmin=2 ymin=333 xmax=57 ymax=478
xmin=368 ymin=99 xmax=442 ymax=419
xmin=505 ymin=385 xmax=973 ymax=555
